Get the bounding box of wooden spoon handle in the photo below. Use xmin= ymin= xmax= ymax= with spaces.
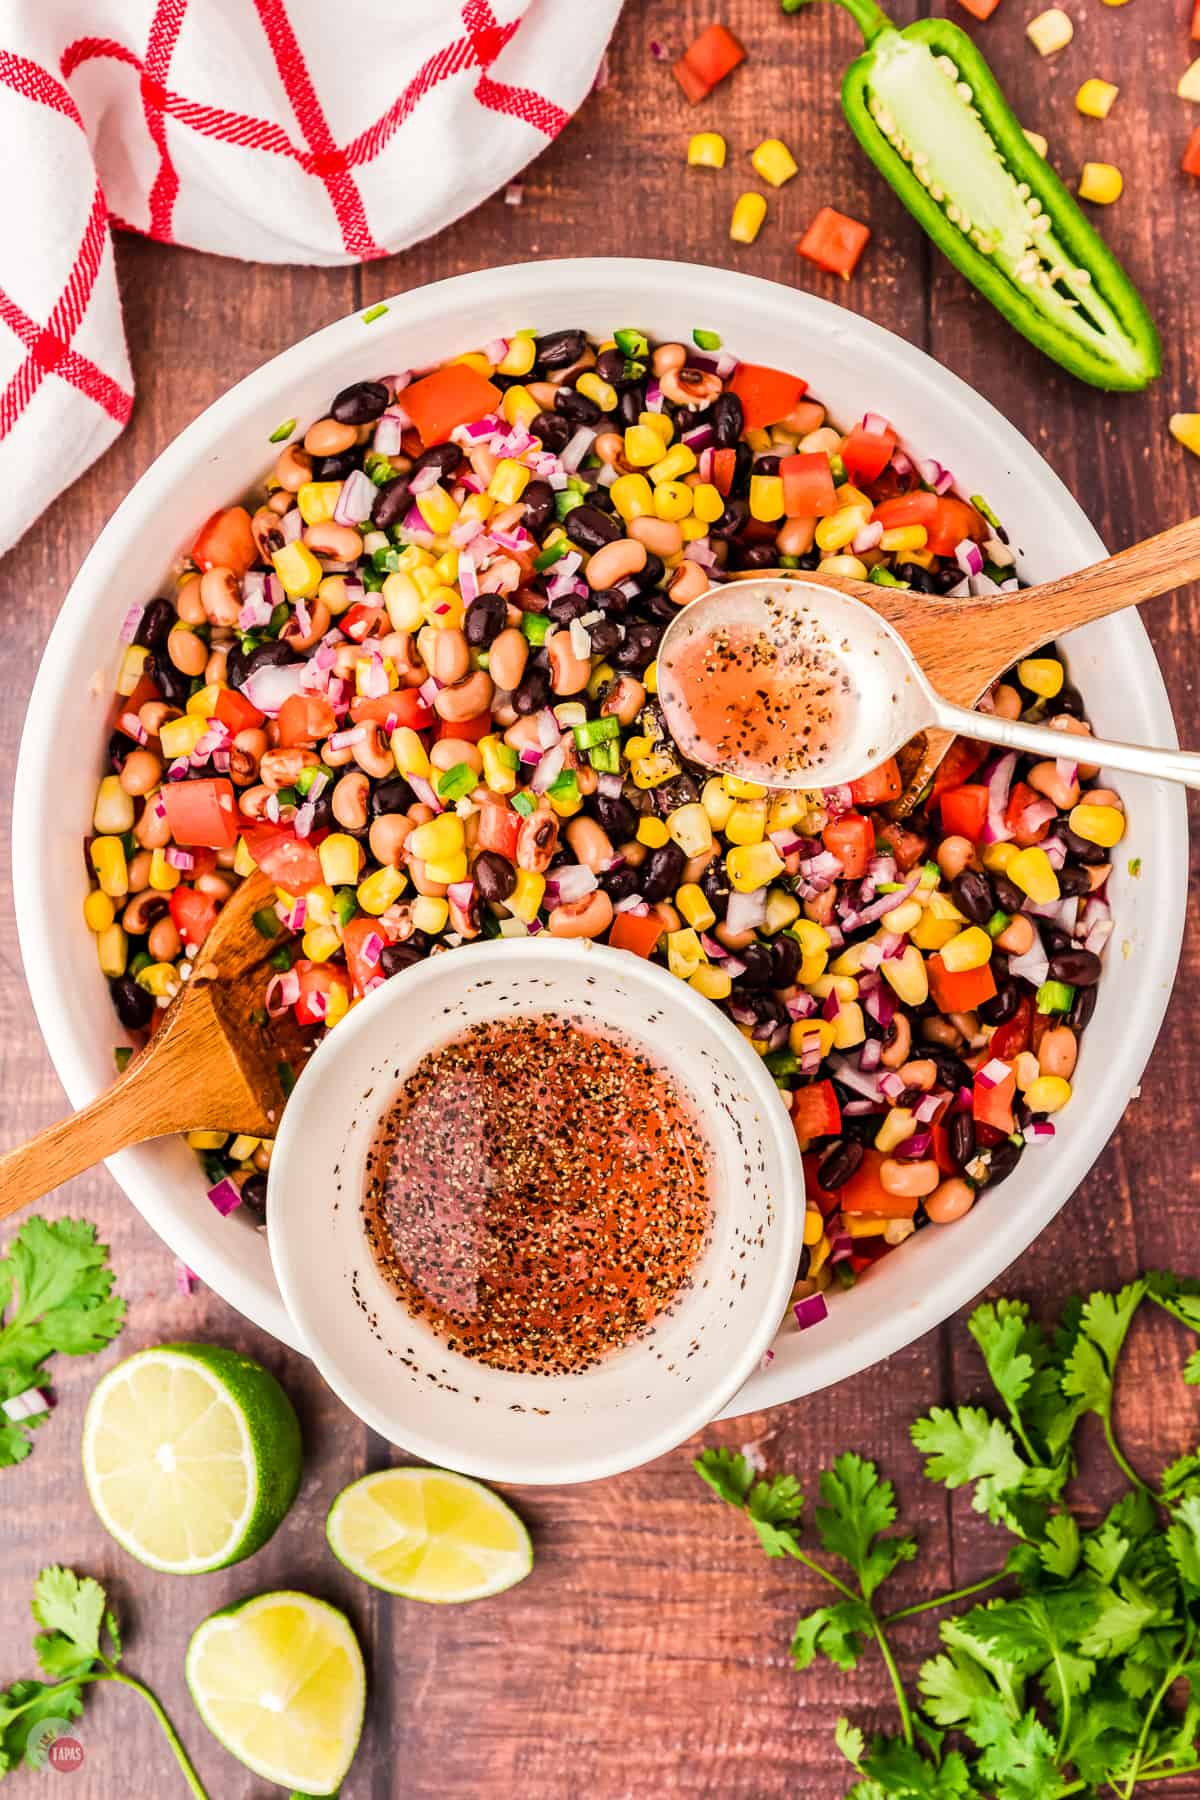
xmin=0 ymin=1060 xmax=180 ymax=1221
xmin=1005 ymin=512 xmax=1200 ymax=638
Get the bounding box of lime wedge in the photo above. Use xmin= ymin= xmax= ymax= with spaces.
xmin=326 ymin=1467 xmax=533 ymax=1603
xmin=186 ymin=1590 xmax=364 ymax=1795
xmin=81 ymin=1343 xmax=301 ymax=1574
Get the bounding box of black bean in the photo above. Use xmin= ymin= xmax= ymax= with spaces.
xmin=590 ymin=586 xmax=630 ymax=619
xmin=649 ymin=773 xmax=700 ymax=818
xmin=566 ymin=504 xmax=621 ymax=553
xmin=594 ymin=347 xmax=626 ymax=385
xmin=512 ymin=665 xmax=552 ymax=715
xmin=600 ymin=866 xmax=642 ymax=904
xmin=617 ymin=386 xmax=646 ymax=428
xmin=240 ymin=1173 xmax=268 ymax=1215
xmin=700 ymin=855 xmax=732 ymax=920
xmin=730 ymin=440 xmax=753 ymax=497
xmin=797 ymin=1243 xmax=811 ymax=1280
xmin=530 ymin=410 xmax=572 ymax=454
xmin=1056 ymin=863 xmax=1093 ymax=897
xmin=307 ymin=793 xmax=335 ymax=835
xmin=224 ymin=638 xmax=299 ymax=693
xmin=555 ymin=385 xmax=602 ymax=426
xmin=110 ymin=975 xmax=154 ymax=1031
xmin=928 ymin=1049 xmax=973 ymax=1092
xmin=736 ymin=942 xmax=772 ymax=987
xmin=330 ymin=379 xmax=390 ymax=425
xmin=979 ymin=981 xmax=1020 ymax=1026
xmin=380 ymin=941 xmax=425 ymax=978
xmin=547 ymin=593 xmax=592 ymax=628
xmin=413 ymin=442 xmax=462 ymax=482
xmin=951 ymin=868 xmax=994 ymax=925
xmin=311 ymin=447 xmax=362 ymax=482
xmin=641 ymin=841 xmax=686 ymax=903
xmin=1069 ymin=984 xmax=1098 ymax=1032
xmin=535 ymin=329 xmax=586 ymax=369
xmin=948 ymin=1111 xmax=976 ymax=1171
xmin=1055 ymin=684 xmax=1085 ymax=719
xmin=1048 ymin=947 xmax=1102 ymax=987
xmin=372 ymin=475 xmax=413 ymax=529
xmin=984 ymin=1139 xmax=1022 ymax=1187
xmin=369 ymin=775 xmax=415 ymax=818
xmin=1057 ymin=824 xmax=1107 ymax=866
xmin=754 ymin=453 xmax=782 ymax=476
xmin=794 ymin=548 xmax=821 ymax=571
xmin=708 ymin=497 xmax=748 ymax=541
xmin=595 ymin=793 xmax=638 ymax=841
xmin=710 ymin=390 xmax=744 ymax=448
xmin=144 ymin=650 xmax=195 ymax=709
xmin=896 ymin=561 xmax=940 ymax=594
xmin=587 ymin=620 xmax=622 ymax=657
xmin=474 ymin=851 xmax=516 ymax=904
xmin=818 ymin=1138 xmax=865 ymax=1190
xmin=588 ymin=486 xmax=616 ymax=514
xmin=464 ymin=592 xmax=507 ymax=647
xmin=134 ymin=597 xmax=175 ymax=651
xmin=991 ymin=873 xmax=1026 ymax=915
xmin=636 ymin=553 xmax=667 ymax=590
xmin=896 ymin=1084 xmax=925 ymax=1110
xmin=612 ymin=621 xmax=661 ymax=674
xmin=769 ymin=935 xmax=801 ymax=989
xmin=1039 ymin=925 xmax=1073 ymax=956
xmin=729 ymin=543 xmax=778 ymax=572
xmin=521 ymin=480 xmax=555 ymax=535
xmin=932 ymin=560 xmax=969 ymax=594
xmin=107 ymin=731 xmax=131 ymax=774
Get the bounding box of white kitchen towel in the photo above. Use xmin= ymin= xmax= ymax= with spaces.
xmin=0 ymin=0 xmax=619 ymax=556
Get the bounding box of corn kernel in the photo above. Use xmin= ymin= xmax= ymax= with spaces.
xmin=789 ymin=1018 xmax=836 ymax=1059
xmin=185 ymin=682 xmax=223 ymax=719
xmin=725 ymin=800 xmax=767 ymax=846
xmin=881 ymin=943 xmax=928 ymax=1007
xmin=272 ymin=541 xmax=322 ymax=599
xmin=730 ymin=192 xmax=768 ymax=244
xmin=701 ymin=777 xmax=735 ymax=831
xmin=84 ymin=888 xmax=115 ymax=932
xmin=228 ymin=1134 xmax=260 ymax=1162
xmin=115 ymin=644 xmax=149 ymax=697
xmin=677 ymin=883 xmax=717 ymax=931
xmin=496 ymin=333 xmax=537 ymax=377
xmin=453 ymin=351 xmax=495 ymax=377
xmin=879 ymin=524 xmax=928 ymax=554
xmin=409 ymin=814 xmax=465 ymax=862
xmin=146 ymin=847 xmax=179 ymax=893
xmin=751 ymin=137 xmax=798 ymax=188
xmin=1023 ymin=127 xmax=1049 ymax=157
xmin=819 ymin=555 xmax=870 ymax=580
xmin=233 ymin=837 xmax=256 ymax=879
xmin=381 ymin=570 xmax=423 ymax=632
xmin=137 ymin=960 xmax=180 ymax=998
xmin=691 ymin=482 xmax=725 ymax=524
xmin=688 ymin=131 xmax=727 ymax=169
xmin=1078 ymin=161 xmax=1123 ymax=204
xmin=648 ymin=444 xmax=697 ymax=486
xmin=811 ymin=974 xmax=858 ymax=1002
xmin=640 ymin=412 xmax=674 ymax=447
xmin=793 ymin=918 xmax=831 ymax=959
xmin=424 ymin=852 xmax=469 ymax=884
xmin=982 ymin=842 xmax=1018 ymax=874
xmin=1017 ymin=657 xmax=1064 ymax=698
xmin=749 ymin=475 xmax=785 ymax=521
xmin=95 ymin=921 xmax=128 ymax=978
xmin=90 ymin=836 xmax=128 ymax=899
xmin=610 ymin=474 xmax=654 ymax=522
xmin=297 ymin=480 xmax=342 ymax=525
xmin=394 ymin=544 xmax=436 ymax=572
xmin=726 ymin=774 xmax=769 ymax=799
xmin=803 ymin=1207 xmax=825 ymax=1247
xmin=911 ymin=890 xmax=966 ymax=950
xmin=391 ymin=725 xmax=432 ymax=779
xmin=93 ymin=774 xmax=134 ymax=836
xmin=631 ymin=746 xmax=680 ymax=788
xmin=745 ymin=428 xmax=773 ymax=456
xmin=763 ymin=889 xmax=801 ymax=935
xmin=1076 ymin=79 xmax=1118 ymax=119
xmin=815 ymin=505 xmax=870 ymax=554
xmin=501 ymin=384 xmax=540 ymax=428
xmin=304 ymin=884 xmax=335 ymax=926
xmin=478 ymin=735 xmax=518 ymax=794
xmin=488 ymin=458 xmax=531 ymax=505
xmin=667 ymin=927 xmax=705 ymax=980
xmin=1008 ymin=846 xmax=1060 ymax=904
xmin=1027 ymin=8 xmax=1073 ymax=55
xmin=728 ymin=841 xmax=784 ymax=891
xmin=876 ymin=1107 xmax=918 ymax=1154
xmin=668 ymin=802 xmax=714 ymax=858
xmin=187 ymin=1130 xmax=228 ymax=1150
xmin=357 ymin=865 xmax=407 ymax=914
xmin=831 ymin=1001 xmax=865 ymax=1050
xmin=159 ymin=713 xmax=208 ymax=760
xmin=1025 ymin=1075 xmax=1073 ymax=1114
xmin=830 ymin=944 xmax=867 ymax=977
xmin=880 ymin=898 xmax=923 ymax=936
xmin=635 ymin=815 xmax=669 ymax=849
xmin=325 ymin=983 xmax=351 ymax=1028
xmin=422 ymin=585 xmax=464 ymax=629
xmin=415 ymin=483 xmax=460 ymax=533
xmin=302 ymin=924 xmax=341 ymax=963
xmin=318 ymin=833 xmax=363 ymax=886
xmin=411 ymin=895 xmax=450 ymax=934
xmin=654 ymin=480 xmax=695 ymax=522
xmin=1178 ymin=58 xmax=1200 ymax=103
xmin=507 ymin=868 xmax=545 ymax=922
xmin=1170 ymin=415 xmax=1200 ymax=458
xmin=1069 ymin=802 xmax=1125 ymax=847
xmin=940 ymin=925 xmax=993 ymax=972
xmin=624 ymin=424 xmax=663 ymax=467
xmin=576 ymin=371 xmax=617 ymax=414
xmin=690 ymin=964 xmax=733 ymax=1001
xmin=846 ymin=1214 xmax=889 ymax=1239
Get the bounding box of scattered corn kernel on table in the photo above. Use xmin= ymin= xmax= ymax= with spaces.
xmin=2 ymin=2 xmax=1198 ymax=1794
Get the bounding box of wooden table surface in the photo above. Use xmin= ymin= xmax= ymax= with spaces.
xmin=2 ymin=2 xmax=1197 ymax=1794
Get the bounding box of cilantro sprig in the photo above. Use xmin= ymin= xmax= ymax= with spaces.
xmin=0 ymin=1568 xmax=206 ymax=1794
xmin=0 ymin=1219 xmax=125 ymax=1466
xmin=696 ymin=1276 xmax=1200 ymax=1797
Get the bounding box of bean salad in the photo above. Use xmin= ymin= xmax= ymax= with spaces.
xmin=85 ymin=325 xmax=1125 ymax=1323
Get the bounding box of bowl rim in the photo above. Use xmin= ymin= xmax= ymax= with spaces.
xmin=266 ymin=935 xmax=804 ymax=1483
xmin=12 ymin=256 xmax=1188 ymax=1397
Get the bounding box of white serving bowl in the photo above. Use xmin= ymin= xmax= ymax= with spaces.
xmin=13 ymin=260 xmax=1187 ymax=1415
xmin=267 ymin=938 xmax=802 ymax=1484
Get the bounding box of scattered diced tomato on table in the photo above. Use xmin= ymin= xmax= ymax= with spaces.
xmin=672 ymin=25 xmax=746 ymax=103
xmin=797 ymin=208 xmax=871 ymax=279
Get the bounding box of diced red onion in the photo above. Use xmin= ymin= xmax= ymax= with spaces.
xmin=955 ymin=538 xmax=984 ymax=577
xmin=531 ymin=743 xmax=566 ymax=794
xmin=2 ymin=1387 xmax=49 ymax=1422
xmin=796 ymin=849 xmax=843 ymax=892
xmin=821 ymin=989 xmax=842 ymax=1023
xmin=769 ymin=829 xmax=805 ymax=856
xmin=890 ymin=449 xmax=913 ymax=477
xmin=879 ymin=1070 xmax=906 ymax=1101
xmin=725 ymin=888 xmax=768 ymax=934
xmin=534 ymin=708 xmax=560 ymax=750
xmin=852 ymin=520 xmax=884 ymax=556
xmin=842 ymin=870 xmax=920 ymax=930
xmin=293 ymin=802 xmax=315 ymax=839
xmin=520 ymin=746 xmax=544 ymax=768
xmin=794 ymin=1293 xmax=828 ymax=1331
xmin=561 ymin=427 xmax=597 ymax=473
xmin=372 ymin=414 xmax=405 ymax=456
xmin=239 ymin=594 xmax=274 ymax=630
xmin=207 ymin=1178 xmax=243 ymax=1217
xmin=682 ymin=422 xmax=715 ymax=451
xmin=1085 ymin=916 xmax=1114 ymax=956
xmin=842 ymin=1097 xmax=882 ymax=1116
xmin=645 ymin=380 xmax=664 ymax=413
xmin=786 ymin=992 xmax=818 ymax=1021
xmin=174 ymin=1261 xmax=198 ymax=1297
xmin=828 ymin=1053 xmax=886 ymax=1101
xmin=863 ymin=983 xmax=895 ymax=1029
xmin=1055 ymin=757 xmax=1078 ymax=787
xmin=974 ymin=1057 xmax=1012 ymax=1090
xmin=1043 ymin=836 xmax=1067 ymax=870
xmin=859 ymin=1036 xmax=883 ymax=1072
xmin=569 ymin=618 xmax=592 ymax=659
xmin=983 ymin=751 xmax=1017 ymax=844
xmin=458 ymin=554 xmax=479 ymax=606
xmin=280 ymin=507 xmax=302 ymax=544
xmin=447 ymin=881 xmax=475 ymax=913
xmin=418 ymin=675 xmax=441 ymax=705
xmin=829 ymin=1231 xmax=853 ymax=1265
xmin=241 ymin=659 xmax=309 ymax=716
xmin=969 ymin=572 xmax=1002 ymax=597
xmin=697 ymin=447 xmax=714 ymax=483
xmin=914 ymin=1093 xmax=943 ymax=1124
xmin=334 ymin=469 xmax=377 ymax=526
xmin=409 ymin=464 xmax=441 ymax=496
xmin=616 ymin=576 xmax=642 ymax=600
xmin=896 ymin=1128 xmax=933 ymax=1160
xmin=861 ymin=411 xmax=892 ymax=436
xmin=407 ymin=774 xmax=443 ymax=813
xmin=328 ymin=726 xmax=365 ymax=750
xmin=867 ymin=853 xmax=896 ymax=887
xmin=614 ymin=892 xmax=648 ymax=913
xmin=684 ymin=537 xmax=716 ymax=567
xmin=547 ymin=864 xmax=599 ymax=905
xmin=1025 ymin=1120 xmax=1056 ymax=1143
xmin=799 ymin=1037 xmax=823 ymax=1073
xmin=163 ymin=846 xmax=194 ymax=872
xmin=985 ymin=536 xmax=1015 ymax=568
xmin=119 ymin=602 xmax=146 ymax=644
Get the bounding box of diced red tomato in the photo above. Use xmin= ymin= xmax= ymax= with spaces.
xmin=350 ymin=687 xmax=433 ymax=731
xmin=822 ymin=812 xmax=874 ymax=880
xmin=1185 ymin=127 xmax=1200 ymax=179
xmin=781 ymin=450 xmax=837 ymax=518
xmin=435 ymin=710 xmax=491 ymax=744
xmin=403 ymin=364 xmax=502 ymax=448
xmin=122 ymin=671 xmax=162 ymax=719
xmin=277 ymin=693 xmax=338 ymax=747
xmin=931 ymin=1120 xmax=958 ymax=1177
xmin=874 ymin=819 xmax=928 ymax=871
xmin=973 ymin=1062 xmax=1016 ymax=1134
xmin=870 ymin=491 xmax=938 ymax=531
xmin=791 ymin=1079 xmax=842 ymax=1148
xmin=955 ymin=0 xmax=1001 ymax=18
xmin=1192 ymin=0 xmax=1200 ymax=39
xmin=474 ymin=803 xmax=521 ymax=861
xmin=840 ymin=422 xmax=897 ymax=485
xmin=160 ymin=778 xmax=239 ymax=849
xmin=802 ymin=1151 xmax=841 ymax=1217
xmin=241 ymin=822 xmax=323 ymax=892
xmin=927 ymin=954 xmax=997 ymax=1013
xmin=849 ymin=757 xmax=903 ymax=807
xmin=990 ymin=995 xmax=1033 ymax=1062
xmin=797 ymin=207 xmax=871 ymax=280
xmin=341 ymin=916 xmax=386 ymax=996
xmin=341 ymin=603 xmax=384 ymax=643
xmin=938 ymin=784 xmax=989 ymax=844
xmin=711 ymin=447 xmax=738 ymax=498
xmin=924 ymin=496 xmax=987 ymax=557
xmin=169 ymin=884 xmax=219 ymax=948
xmin=191 ymin=506 xmax=257 ymax=578
xmin=608 ymin=909 xmax=664 ymax=959
xmin=1005 ymin=780 xmax=1051 ymax=846
xmin=839 ymin=1147 xmax=918 ymax=1218
xmin=929 ymin=735 xmax=987 ymax=803
xmin=728 ymin=363 xmax=809 ymax=431
xmin=293 ymin=960 xmax=352 ymax=1027
xmin=211 ymin=688 xmax=265 ymax=733
xmin=672 ymin=23 xmax=746 ymax=103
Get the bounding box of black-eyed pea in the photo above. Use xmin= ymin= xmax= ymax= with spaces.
xmin=260 ymin=748 xmax=320 ymax=790
xmin=302 ymin=417 xmax=357 ymax=457
xmin=434 ymin=670 xmax=494 ymax=723
xmin=683 ymin=847 xmax=715 ymax=885
xmin=332 ymin=643 xmax=360 ymax=680
xmin=1027 ymin=759 xmax=1079 ymax=810
xmin=667 ymin=561 xmax=708 ymax=604
xmin=776 ymin=516 xmax=816 ymax=557
xmin=781 ymin=399 xmax=825 ymax=436
xmin=331 ymin=770 xmax=370 ymax=831
xmin=406 ymin=854 xmax=448 ymax=898
xmin=516 ymin=806 xmax=559 ymax=873
xmin=600 ymin=675 xmax=646 ymax=725
xmin=651 ymin=343 xmax=687 ymax=378
xmin=586 ymin=537 xmax=647 ymax=592
xmin=547 ymin=891 xmax=614 ymax=939
xmin=565 ymin=815 xmax=615 ymax=873
xmin=660 ymin=366 xmax=722 ymax=408
xmin=936 ymin=835 xmax=976 ymax=881
xmin=1086 ymin=862 xmax=1111 ymax=893
xmin=897 ymin=1059 xmax=937 ymax=1092
xmin=991 ymin=682 xmax=1022 ymax=720
xmin=1038 ymin=1025 xmax=1078 ymax=1080
xmin=199 ymin=567 xmax=242 ymax=627
xmin=1085 ymin=787 xmax=1123 ymax=810
xmin=139 ymin=700 xmax=175 ymax=739
xmin=119 ymin=748 xmax=163 ymax=797
xmin=304 ymin=521 xmax=363 ymax=563
xmin=994 ymin=913 xmax=1035 ymax=955
xmin=621 ymin=839 xmax=647 ymax=870
xmin=593 ymin=431 xmax=626 ymax=468
xmin=148 ymin=915 xmax=182 ymax=962
xmin=714 ymin=921 xmax=755 ymax=952
xmin=879 ymin=1157 xmax=939 ymax=1199
xmin=167 ymin=626 xmax=208 ymax=677
xmin=251 ymin=505 xmax=286 ymax=559
xmin=238 ymin=784 xmax=274 ymax=820
xmin=921 ymin=1015 xmax=963 ymax=1050
xmin=267 ymin=489 xmax=293 ymax=516
xmin=133 ymin=799 xmax=172 ymax=849
xmin=429 ymin=628 xmax=470 ymax=686
xmin=1047 ymin=712 xmax=1101 ymax=780
xmin=653 ymin=901 xmax=682 ymax=933
xmin=205 ymin=648 xmax=231 ymax=689
xmin=196 ymin=872 xmax=233 ymax=901
xmin=880 ymin=1014 xmax=912 ymax=1068
xmin=285 ymin=598 xmax=331 ymax=652
xmin=926 ymin=1178 xmax=976 ymax=1224
xmin=576 ymin=765 xmax=598 ymax=797
xmin=369 ymin=814 xmax=413 ymax=868
xmin=351 ymin=724 xmax=395 ymax=779
xmin=430 ymin=738 xmax=483 ymax=775
xmin=321 ymin=734 xmax=356 ymax=768
xmin=121 ymin=889 xmax=168 ymax=935
xmin=630 ymin=516 xmax=683 ymax=559
xmin=503 ymin=714 xmax=543 ymax=755
xmin=127 ymin=850 xmax=152 ymax=890
xmin=547 ymin=630 xmax=589 ymax=695
xmin=176 ymin=575 xmax=207 ymax=624
xmin=274 ymin=443 xmax=313 ymax=490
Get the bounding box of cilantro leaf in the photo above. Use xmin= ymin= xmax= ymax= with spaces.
xmin=1036 ymin=1514 xmax=1080 ymax=1580
xmin=1062 ymin=1282 xmax=1145 ymax=1422
xmin=1166 ymin=1493 xmax=1200 ymax=1594
xmin=790 ymin=1598 xmax=874 ymax=1672
xmin=965 ymin=1699 xmax=1058 ymax=1799
xmin=0 ymin=1679 xmax=84 ymax=1776
xmin=814 ymin=1453 xmax=916 ymax=1599
xmin=860 ymin=1737 xmax=973 ymax=1798
xmin=835 ymin=1715 xmax=867 ymax=1770
xmin=919 ymin=1650 xmax=997 ymax=1727
xmin=693 ymin=1448 xmax=804 ymax=1556
xmin=910 ymin=1407 xmax=1028 ymax=1526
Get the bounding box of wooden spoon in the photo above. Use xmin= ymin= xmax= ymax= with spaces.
xmin=728 ymin=513 xmax=1200 ymax=810
xmin=0 ymin=870 xmax=308 ymax=1221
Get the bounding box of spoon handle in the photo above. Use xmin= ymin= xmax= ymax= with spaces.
xmin=931 ymin=698 xmax=1200 ymax=792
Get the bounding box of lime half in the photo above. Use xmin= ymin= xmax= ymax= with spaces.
xmin=327 ymin=1467 xmax=533 ymax=1603
xmin=81 ymin=1343 xmax=301 ymax=1574
xmin=186 ymin=1589 xmax=365 ymax=1795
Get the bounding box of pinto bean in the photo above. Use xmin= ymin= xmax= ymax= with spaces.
xmin=488 ymin=627 xmax=529 ymax=692
xmin=547 ymin=892 xmax=614 ymax=939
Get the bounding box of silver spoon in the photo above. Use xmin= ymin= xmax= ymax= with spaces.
xmin=655 ymin=578 xmax=1199 ymax=793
